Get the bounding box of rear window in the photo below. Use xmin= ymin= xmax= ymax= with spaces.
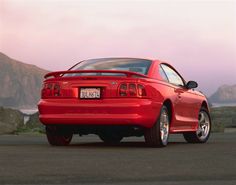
xmin=69 ymin=58 xmax=152 ymax=76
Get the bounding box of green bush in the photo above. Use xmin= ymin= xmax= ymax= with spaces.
xmin=210 ymin=106 xmax=236 ymax=132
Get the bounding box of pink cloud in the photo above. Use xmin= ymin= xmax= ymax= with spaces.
xmin=0 ymin=0 xmax=235 ymax=95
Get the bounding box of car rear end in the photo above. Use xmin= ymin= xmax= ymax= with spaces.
xmin=38 ymin=59 xmax=162 ymax=129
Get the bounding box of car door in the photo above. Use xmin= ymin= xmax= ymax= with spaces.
xmin=160 ymin=64 xmax=198 ymax=129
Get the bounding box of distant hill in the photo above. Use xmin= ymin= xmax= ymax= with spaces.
xmin=209 ymin=84 xmax=236 ymax=103
xmin=0 ymin=52 xmax=49 ymax=108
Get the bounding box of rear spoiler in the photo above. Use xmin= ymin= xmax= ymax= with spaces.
xmin=44 ymin=70 xmax=148 ymax=79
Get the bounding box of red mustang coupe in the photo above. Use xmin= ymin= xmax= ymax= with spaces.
xmin=38 ymin=58 xmax=211 ymax=147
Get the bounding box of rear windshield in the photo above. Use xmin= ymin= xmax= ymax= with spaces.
xmin=68 ymin=58 xmax=152 ymax=76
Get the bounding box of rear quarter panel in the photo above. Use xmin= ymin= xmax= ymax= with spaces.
xmin=141 ymin=78 xmax=206 ymax=132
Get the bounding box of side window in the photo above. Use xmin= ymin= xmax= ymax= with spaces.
xmin=159 ymin=65 xmax=168 ymax=81
xmin=161 ymin=64 xmax=184 ymax=86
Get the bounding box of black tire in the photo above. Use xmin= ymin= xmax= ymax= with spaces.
xmin=144 ymin=105 xmax=170 ymax=147
xmin=183 ymin=108 xmax=211 ymax=143
xmin=46 ymin=125 xmax=73 ymax=146
xmin=99 ymin=133 xmax=123 ymax=144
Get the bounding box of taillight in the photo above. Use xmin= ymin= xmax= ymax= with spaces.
xmin=118 ymin=83 xmax=147 ymax=97
xmin=119 ymin=84 xmax=128 ymax=96
xmin=129 ymin=83 xmax=137 ymax=96
xmin=137 ymin=84 xmax=147 ymax=96
xmin=41 ymin=82 xmax=61 ymax=98
xmin=53 ymin=83 xmax=61 ymax=96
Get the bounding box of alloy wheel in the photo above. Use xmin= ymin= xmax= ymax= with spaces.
xmin=160 ymin=109 xmax=169 ymax=145
xmin=197 ymin=111 xmax=210 ymax=141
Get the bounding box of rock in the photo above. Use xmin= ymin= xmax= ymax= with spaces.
xmin=0 ymin=107 xmax=24 ymax=134
xmin=18 ymin=112 xmax=45 ymax=133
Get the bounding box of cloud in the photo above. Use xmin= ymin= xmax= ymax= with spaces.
xmin=0 ymin=0 xmax=235 ymax=95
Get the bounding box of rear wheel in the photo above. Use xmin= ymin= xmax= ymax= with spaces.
xmin=144 ymin=105 xmax=170 ymax=147
xmin=99 ymin=133 xmax=123 ymax=144
xmin=183 ymin=108 xmax=211 ymax=143
xmin=46 ymin=125 xmax=73 ymax=146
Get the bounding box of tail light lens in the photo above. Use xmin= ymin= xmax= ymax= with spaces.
xmin=41 ymin=83 xmax=52 ymax=98
xmin=118 ymin=83 xmax=147 ymax=97
xmin=42 ymin=82 xmax=61 ymax=98
xmin=137 ymin=84 xmax=147 ymax=96
xmin=119 ymin=84 xmax=128 ymax=96
xmin=53 ymin=83 xmax=61 ymax=96
xmin=129 ymin=83 xmax=137 ymax=96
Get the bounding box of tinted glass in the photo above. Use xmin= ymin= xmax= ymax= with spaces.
xmin=161 ymin=64 xmax=184 ymax=86
xmin=159 ymin=65 xmax=168 ymax=81
xmin=69 ymin=58 xmax=152 ymax=76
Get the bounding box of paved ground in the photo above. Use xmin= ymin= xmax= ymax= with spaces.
xmin=0 ymin=133 xmax=235 ymax=185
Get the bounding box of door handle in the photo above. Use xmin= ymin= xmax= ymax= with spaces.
xmin=175 ymin=88 xmax=183 ymax=99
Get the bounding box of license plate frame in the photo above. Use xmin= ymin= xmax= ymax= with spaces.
xmin=80 ymin=87 xmax=101 ymax=99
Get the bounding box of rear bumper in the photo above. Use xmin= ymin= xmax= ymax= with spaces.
xmin=38 ymin=98 xmax=162 ymax=128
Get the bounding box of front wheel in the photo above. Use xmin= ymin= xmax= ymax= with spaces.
xmin=183 ymin=108 xmax=211 ymax=143
xmin=144 ymin=105 xmax=170 ymax=147
xmin=46 ymin=125 xmax=73 ymax=146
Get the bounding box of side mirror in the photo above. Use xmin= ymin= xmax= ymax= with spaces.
xmin=186 ymin=81 xmax=198 ymax=89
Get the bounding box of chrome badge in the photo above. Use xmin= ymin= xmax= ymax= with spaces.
xmin=111 ymin=81 xmax=117 ymax=85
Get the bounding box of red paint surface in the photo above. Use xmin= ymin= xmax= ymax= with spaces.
xmin=38 ymin=59 xmax=209 ymax=133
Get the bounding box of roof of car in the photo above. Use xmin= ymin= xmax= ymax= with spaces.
xmin=82 ymin=57 xmax=152 ymax=61
xmin=81 ymin=57 xmax=164 ymax=65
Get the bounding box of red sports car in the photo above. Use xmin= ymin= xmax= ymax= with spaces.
xmin=38 ymin=58 xmax=211 ymax=147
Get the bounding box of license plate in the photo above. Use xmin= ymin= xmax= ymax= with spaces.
xmin=80 ymin=88 xmax=101 ymax=99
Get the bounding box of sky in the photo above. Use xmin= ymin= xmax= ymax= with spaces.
xmin=0 ymin=0 xmax=236 ymax=96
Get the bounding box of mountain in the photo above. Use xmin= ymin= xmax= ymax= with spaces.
xmin=0 ymin=52 xmax=49 ymax=108
xmin=209 ymin=84 xmax=236 ymax=103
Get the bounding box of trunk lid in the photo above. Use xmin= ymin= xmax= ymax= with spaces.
xmin=42 ymin=70 xmax=148 ymax=99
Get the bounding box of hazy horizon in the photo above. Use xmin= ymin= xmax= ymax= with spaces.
xmin=1 ymin=0 xmax=236 ymax=96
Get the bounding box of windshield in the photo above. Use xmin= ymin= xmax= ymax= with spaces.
xmin=69 ymin=58 xmax=152 ymax=76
